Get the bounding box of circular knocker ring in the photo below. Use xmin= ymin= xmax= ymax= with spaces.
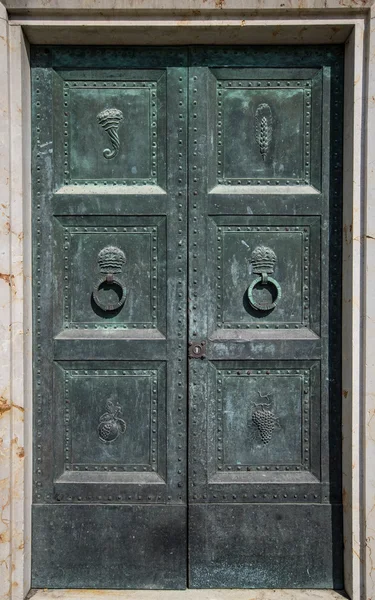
xmin=247 ymin=274 xmax=281 ymax=312
xmin=92 ymin=274 xmax=126 ymax=312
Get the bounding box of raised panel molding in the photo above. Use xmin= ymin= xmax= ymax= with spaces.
xmin=212 ymin=217 xmax=320 ymax=332
xmin=61 ymin=77 xmax=162 ymax=186
xmin=46 ymin=360 xmax=168 ymax=505
xmin=63 ymin=368 xmax=160 ymax=473
xmin=216 ymin=367 xmax=311 ymax=472
xmin=216 ymin=77 xmax=315 ymax=187
xmin=54 ymin=216 xmax=166 ymax=332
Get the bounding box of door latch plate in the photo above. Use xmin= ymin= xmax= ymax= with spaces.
xmin=188 ymin=341 xmax=206 ymax=359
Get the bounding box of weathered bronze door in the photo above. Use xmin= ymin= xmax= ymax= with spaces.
xmin=32 ymin=46 xmax=343 ymax=589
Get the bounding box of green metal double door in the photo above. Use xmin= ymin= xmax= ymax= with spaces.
xmin=31 ymin=46 xmax=343 ymax=589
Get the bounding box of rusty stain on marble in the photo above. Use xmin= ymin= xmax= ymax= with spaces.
xmin=16 ymin=446 xmax=24 ymax=458
xmin=0 ymin=397 xmax=24 ymax=417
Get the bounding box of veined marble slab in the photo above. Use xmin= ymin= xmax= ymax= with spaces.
xmin=28 ymin=590 xmax=348 ymax=600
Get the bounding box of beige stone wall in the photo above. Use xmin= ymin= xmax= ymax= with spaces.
xmin=0 ymin=3 xmax=373 ymax=599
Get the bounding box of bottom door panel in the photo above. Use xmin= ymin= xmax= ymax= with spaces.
xmin=33 ymin=505 xmax=187 ymax=589
xmin=189 ymin=504 xmax=343 ymax=588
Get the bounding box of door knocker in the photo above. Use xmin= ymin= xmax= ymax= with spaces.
xmin=92 ymin=246 xmax=127 ymax=312
xmin=247 ymin=245 xmax=281 ymax=311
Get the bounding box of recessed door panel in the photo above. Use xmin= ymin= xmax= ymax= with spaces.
xmin=54 ymin=69 xmax=166 ymax=189
xmin=52 ymin=361 xmax=167 ymax=498
xmin=210 ymin=216 xmax=321 ymax=332
xmin=214 ymin=364 xmax=317 ymax=473
xmin=219 ymin=84 xmax=312 ymax=186
xmin=53 ymin=216 xmax=166 ymax=332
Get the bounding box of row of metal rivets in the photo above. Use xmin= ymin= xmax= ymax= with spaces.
xmin=63 ymin=82 xmax=70 ymax=185
xmin=55 ymin=494 xmax=166 ymax=502
xmin=190 ymin=493 xmax=325 ymax=502
xmin=173 ymin=72 xmax=187 ymax=503
xmin=222 ymin=226 xmax=308 ymax=232
xmin=67 ymin=81 xmax=156 ymax=88
xmin=56 ymin=492 xmax=328 ymax=503
xmin=225 ymin=369 xmax=309 ymax=375
xmin=34 ymin=70 xmax=47 ymax=501
xmin=71 ymin=226 xmax=156 ymax=232
xmin=71 ymin=369 xmax=156 ymax=376
xmin=219 ymin=466 xmax=308 ymax=472
xmin=69 ymin=323 xmax=156 ymax=329
xmin=219 ymin=179 xmax=309 ymax=186
xmin=328 ymin=66 xmax=343 ymax=431
xmin=219 ymin=80 xmax=311 ymax=88
xmin=68 ymin=180 xmax=157 ymax=186
xmin=304 ymin=87 xmax=312 ymax=184
xmin=189 ymin=71 xmax=203 ymax=500
xmin=66 ymin=465 xmax=152 ymax=472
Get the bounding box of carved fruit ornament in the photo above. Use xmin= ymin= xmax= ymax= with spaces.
xmin=252 ymin=392 xmax=279 ymax=445
xmin=98 ymin=399 xmax=126 ymax=443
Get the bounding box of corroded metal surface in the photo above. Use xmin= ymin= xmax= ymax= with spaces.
xmin=31 ymin=46 xmax=188 ymax=588
xmin=187 ymin=45 xmax=343 ymax=588
xmin=32 ymin=44 xmax=343 ymax=589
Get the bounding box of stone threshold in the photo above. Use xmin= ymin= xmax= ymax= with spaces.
xmin=28 ymin=589 xmax=348 ymax=600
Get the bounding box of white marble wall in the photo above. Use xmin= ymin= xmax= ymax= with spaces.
xmin=0 ymin=5 xmax=12 ymax=599
xmin=0 ymin=9 xmax=31 ymax=600
xmin=0 ymin=3 xmax=373 ymax=599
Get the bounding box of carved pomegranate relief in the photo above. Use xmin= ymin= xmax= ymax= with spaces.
xmin=98 ymin=399 xmax=126 ymax=443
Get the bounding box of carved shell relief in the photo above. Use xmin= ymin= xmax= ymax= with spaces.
xmin=250 ymin=245 xmax=277 ymax=275
xmin=98 ymin=399 xmax=126 ymax=443
xmin=255 ymin=103 xmax=273 ymax=161
xmin=97 ymin=108 xmax=124 ymax=159
xmin=97 ymin=246 xmax=126 ymax=274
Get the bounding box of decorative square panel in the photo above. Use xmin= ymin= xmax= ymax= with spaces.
xmin=63 ymin=367 xmax=162 ymax=473
xmin=215 ymin=222 xmax=316 ymax=330
xmin=216 ymin=368 xmax=311 ymax=472
xmin=55 ymin=218 xmax=165 ymax=331
xmin=216 ymin=79 xmax=312 ymax=186
xmin=61 ymin=78 xmax=163 ymax=186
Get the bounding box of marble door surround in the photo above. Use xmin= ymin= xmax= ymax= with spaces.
xmin=0 ymin=1 xmax=374 ymax=599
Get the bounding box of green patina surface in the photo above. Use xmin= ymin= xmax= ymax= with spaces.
xmin=31 ymin=45 xmax=343 ymax=590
